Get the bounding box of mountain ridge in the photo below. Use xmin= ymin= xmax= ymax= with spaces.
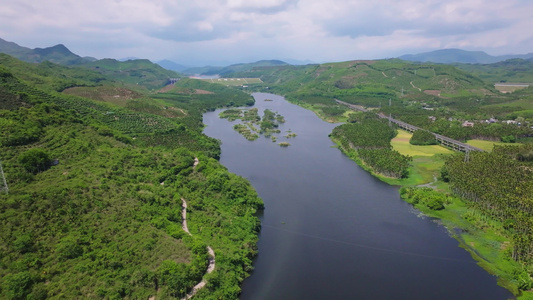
xmin=400 ymin=48 xmax=533 ymax=64
xmin=0 ymin=37 xmax=95 ymax=65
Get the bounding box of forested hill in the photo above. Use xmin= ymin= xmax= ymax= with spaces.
xmin=0 ymin=55 xmax=263 ymax=299
xmin=228 ymin=59 xmax=491 ymax=108
xmin=0 ymin=37 xmax=95 ymax=65
xmin=0 ymin=38 xmax=180 ymax=91
xmin=182 ymin=60 xmax=289 ymax=76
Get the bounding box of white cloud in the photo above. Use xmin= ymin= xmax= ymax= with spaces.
xmin=0 ymin=0 xmax=532 ymax=64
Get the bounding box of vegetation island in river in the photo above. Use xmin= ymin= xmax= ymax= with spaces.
xmin=219 ymin=106 xmax=296 ymax=147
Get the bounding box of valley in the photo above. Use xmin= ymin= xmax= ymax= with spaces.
xmin=1 ymin=40 xmax=533 ymax=299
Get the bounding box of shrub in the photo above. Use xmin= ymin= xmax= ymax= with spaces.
xmin=18 ymin=148 xmax=51 ymax=174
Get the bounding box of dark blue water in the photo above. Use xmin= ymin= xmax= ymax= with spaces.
xmin=203 ymin=93 xmax=513 ymax=300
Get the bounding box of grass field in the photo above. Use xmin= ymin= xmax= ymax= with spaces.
xmin=391 ymin=130 xmax=453 ymax=156
xmin=197 ymin=78 xmax=263 ymax=86
xmin=466 ymin=139 xmax=520 ymax=151
xmin=365 ymin=130 xmax=453 ymax=187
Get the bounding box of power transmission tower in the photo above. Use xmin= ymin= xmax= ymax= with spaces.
xmin=464 ymin=149 xmax=470 ymax=163
xmin=0 ymin=158 xmax=8 ymax=194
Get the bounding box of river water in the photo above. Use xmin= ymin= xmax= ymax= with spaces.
xmin=202 ymin=93 xmax=513 ymax=300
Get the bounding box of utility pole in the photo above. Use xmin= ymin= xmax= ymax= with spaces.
xmin=388 ymin=98 xmax=392 ymax=126
xmin=0 ymin=158 xmax=8 ymax=194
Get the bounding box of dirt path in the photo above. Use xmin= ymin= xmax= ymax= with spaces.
xmin=416 ymin=175 xmax=437 ymax=189
xmin=410 ymin=81 xmax=422 ymax=92
xmin=151 ymin=158 xmax=215 ymax=300
xmin=180 ymin=198 xmax=216 ymax=300
xmin=180 ymin=158 xmax=215 ymax=300
xmin=382 ymin=71 xmax=388 ymax=78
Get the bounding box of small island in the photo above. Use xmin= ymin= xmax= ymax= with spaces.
xmin=220 ymin=108 xmax=295 ymax=146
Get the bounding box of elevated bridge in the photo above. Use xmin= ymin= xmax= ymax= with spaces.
xmin=335 ymin=100 xmax=484 ymax=153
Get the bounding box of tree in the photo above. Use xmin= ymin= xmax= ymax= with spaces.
xmin=2 ymin=271 xmax=33 ymax=300
xmin=18 ymin=148 xmax=51 ymax=174
xmin=409 ymin=130 xmax=437 ymax=145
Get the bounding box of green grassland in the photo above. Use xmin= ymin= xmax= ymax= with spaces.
xmin=387 ymin=130 xmax=453 ymax=187
xmin=466 ymin=139 xmax=520 ymax=151
xmin=391 ymin=130 xmax=453 ymax=156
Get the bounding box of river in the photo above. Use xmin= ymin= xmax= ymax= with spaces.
xmin=202 ymin=93 xmax=513 ymax=300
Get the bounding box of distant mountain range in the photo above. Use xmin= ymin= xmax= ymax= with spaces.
xmin=181 ymin=60 xmax=289 ymax=76
xmin=399 ymin=49 xmax=533 ymax=64
xmin=0 ymin=37 xmax=96 ymax=65
xmin=156 ymin=60 xmax=189 ymax=72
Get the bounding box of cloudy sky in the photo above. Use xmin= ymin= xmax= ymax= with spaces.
xmin=1 ymin=0 xmax=532 ymax=66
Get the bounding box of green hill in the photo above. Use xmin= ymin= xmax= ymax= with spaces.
xmin=183 ymin=60 xmax=289 ymax=76
xmin=454 ymin=59 xmax=533 ymax=84
xmin=0 ymin=38 xmax=177 ymax=90
xmin=399 ymin=48 xmax=533 ymax=64
xmin=82 ymin=58 xmax=180 ymax=90
xmin=0 ymin=37 xmax=95 ymax=65
xmin=0 ymin=56 xmax=262 ymax=299
xmin=230 ymin=59 xmax=491 ymax=104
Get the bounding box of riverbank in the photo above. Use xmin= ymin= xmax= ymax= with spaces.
xmin=330 ymin=134 xmax=532 ymax=299
xmin=282 ymin=94 xmax=531 ymax=298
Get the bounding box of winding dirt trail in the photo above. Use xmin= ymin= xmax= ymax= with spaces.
xmin=416 ymin=175 xmax=438 ymax=189
xmin=151 ymin=157 xmax=215 ymax=300
xmin=180 ymin=157 xmax=215 ymax=300
xmin=410 ymin=81 xmax=422 ymax=91
xmin=180 ymin=198 xmax=216 ymax=300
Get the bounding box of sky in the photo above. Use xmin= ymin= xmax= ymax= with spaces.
xmin=1 ymin=0 xmax=532 ymax=66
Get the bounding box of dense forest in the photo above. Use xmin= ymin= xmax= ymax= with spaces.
xmin=444 ymin=145 xmax=533 ymax=266
xmin=330 ymin=113 xmax=412 ymax=178
xmin=0 ymin=56 xmax=263 ymax=299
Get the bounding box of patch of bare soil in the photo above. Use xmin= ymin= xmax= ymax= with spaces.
xmin=157 ymin=84 xmax=176 ymax=93
xmin=194 ymin=89 xmax=214 ymax=94
xmin=424 ymin=90 xmax=441 ymax=96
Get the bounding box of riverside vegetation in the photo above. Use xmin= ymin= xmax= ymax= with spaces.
xmin=331 ymin=112 xmax=533 ymax=297
xmin=227 ymin=59 xmax=533 ymax=298
xmin=0 ymin=54 xmax=263 ymax=299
